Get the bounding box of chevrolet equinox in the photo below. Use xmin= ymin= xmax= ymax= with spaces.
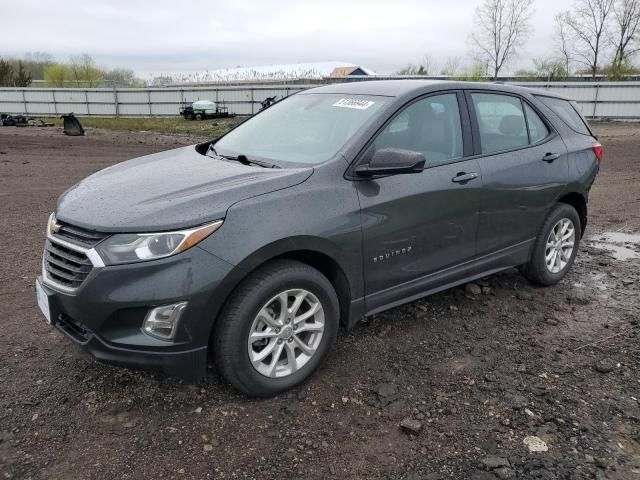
xmin=36 ymin=81 xmax=601 ymax=396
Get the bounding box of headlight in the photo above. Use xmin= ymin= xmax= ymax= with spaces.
xmin=48 ymin=212 xmax=58 ymax=235
xmin=95 ymin=220 xmax=223 ymax=265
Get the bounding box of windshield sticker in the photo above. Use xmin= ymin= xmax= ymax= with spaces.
xmin=333 ymin=98 xmax=375 ymax=110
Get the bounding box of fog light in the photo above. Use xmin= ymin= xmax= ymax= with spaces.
xmin=142 ymin=302 xmax=187 ymax=340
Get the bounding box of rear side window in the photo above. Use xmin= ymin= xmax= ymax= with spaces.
xmin=524 ymin=103 xmax=549 ymax=143
xmin=471 ymin=93 xmax=528 ymax=154
xmin=374 ymin=93 xmax=463 ymax=166
xmin=536 ymin=96 xmax=591 ymax=135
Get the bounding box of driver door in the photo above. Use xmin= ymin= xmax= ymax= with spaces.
xmin=354 ymin=92 xmax=483 ymax=312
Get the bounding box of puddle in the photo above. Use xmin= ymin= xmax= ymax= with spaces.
xmin=588 ymin=231 xmax=640 ymax=261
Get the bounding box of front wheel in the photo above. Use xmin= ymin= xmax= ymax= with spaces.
xmin=521 ymin=203 xmax=581 ymax=286
xmin=212 ymin=260 xmax=339 ymax=397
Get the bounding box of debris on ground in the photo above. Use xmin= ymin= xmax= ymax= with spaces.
xmin=61 ymin=113 xmax=85 ymax=136
xmin=523 ymin=436 xmax=549 ymax=453
xmin=399 ymin=418 xmax=423 ymax=434
xmin=1 ymin=113 xmax=53 ymax=127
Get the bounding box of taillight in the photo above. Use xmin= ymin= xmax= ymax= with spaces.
xmin=592 ymin=142 xmax=603 ymax=162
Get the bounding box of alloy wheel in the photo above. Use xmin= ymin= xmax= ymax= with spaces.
xmin=247 ymin=289 xmax=325 ymax=378
xmin=545 ymin=218 xmax=576 ymax=274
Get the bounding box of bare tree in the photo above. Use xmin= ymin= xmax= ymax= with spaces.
xmin=422 ymin=54 xmax=434 ymax=76
xmin=471 ymin=0 xmax=535 ymax=79
xmin=611 ymin=0 xmax=640 ymax=66
xmin=440 ymin=56 xmax=462 ymax=76
xmin=563 ymin=0 xmax=615 ymax=77
xmin=555 ymin=13 xmax=574 ymax=75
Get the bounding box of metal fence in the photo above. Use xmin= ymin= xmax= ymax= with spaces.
xmin=0 ymin=85 xmax=312 ymax=117
xmin=1 ymin=81 xmax=639 ymax=119
xmin=511 ymin=81 xmax=640 ymax=119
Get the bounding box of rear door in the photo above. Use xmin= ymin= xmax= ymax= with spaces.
xmin=467 ymin=91 xmax=569 ymax=255
xmin=354 ymin=91 xmax=483 ymax=308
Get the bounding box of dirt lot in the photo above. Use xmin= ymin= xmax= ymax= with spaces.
xmin=0 ymin=123 xmax=639 ymax=480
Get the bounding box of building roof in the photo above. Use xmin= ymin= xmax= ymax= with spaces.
xmin=329 ymin=66 xmax=369 ymax=77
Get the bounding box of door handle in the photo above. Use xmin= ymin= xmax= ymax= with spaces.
xmin=451 ymin=172 xmax=478 ymax=183
xmin=542 ymin=152 xmax=560 ymax=162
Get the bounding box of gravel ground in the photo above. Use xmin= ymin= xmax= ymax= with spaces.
xmin=0 ymin=123 xmax=639 ymax=480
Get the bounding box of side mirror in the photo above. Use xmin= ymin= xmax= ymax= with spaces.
xmin=355 ymin=148 xmax=426 ymax=177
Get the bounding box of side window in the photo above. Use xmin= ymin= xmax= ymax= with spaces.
xmin=524 ymin=103 xmax=549 ymax=143
xmin=471 ymin=93 xmax=528 ymax=154
xmin=535 ymin=95 xmax=591 ymax=135
xmin=373 ymin=93 xmax=463 ymax=166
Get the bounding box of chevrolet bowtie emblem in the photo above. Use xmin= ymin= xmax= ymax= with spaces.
xmin=49 ymin=221 xmax=61 ymax=234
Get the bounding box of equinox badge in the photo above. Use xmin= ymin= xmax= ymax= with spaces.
xmin=373 ymin=245 xmax=413 ymax=263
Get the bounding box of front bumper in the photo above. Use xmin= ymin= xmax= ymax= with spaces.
xmin=38 ymin=245 xmax=234 ymax=380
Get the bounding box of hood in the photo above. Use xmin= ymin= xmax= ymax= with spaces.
xmin=57 ymin=146 xmax=313 ymax=232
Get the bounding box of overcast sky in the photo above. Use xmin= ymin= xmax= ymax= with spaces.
xmin=1 ymin=0 xmax=572 ymax=78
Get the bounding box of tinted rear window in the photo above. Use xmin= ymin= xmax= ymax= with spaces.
xmin=536 ymin=96 xmax=591 ymax=136
xmin=471 ymin=93 xmax=529 ymax=154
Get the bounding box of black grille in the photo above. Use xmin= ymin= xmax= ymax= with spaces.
xmin=44 ymin=239 xmax=93 ymax=289
xmin=57 ymin=314 xmax=91 ymax=343
xmin=54 ymin=220 xmax=108 ymax=248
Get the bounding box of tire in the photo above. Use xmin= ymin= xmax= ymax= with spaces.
xmin=195 ymin=113 xmax=203 ymax=121
xmin=213 ymin=260 xmax=340 ymax=397
xmin=521 ymin=203 xmax=581 ymax=286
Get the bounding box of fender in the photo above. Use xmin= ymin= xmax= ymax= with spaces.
xmin=200 ymin=235 xmax=363 ymax=338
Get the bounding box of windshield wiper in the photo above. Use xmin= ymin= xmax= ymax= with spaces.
xmin=206 ymin=144 xmax=279 ymax=168
xmin=220 ymin=153 xmax=280 ymax=169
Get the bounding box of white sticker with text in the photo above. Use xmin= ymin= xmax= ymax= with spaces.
xmin=332 ymin=98 xmax=375 ymax=110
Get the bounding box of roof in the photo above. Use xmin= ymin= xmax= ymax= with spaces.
xmin=330 ymin=66 xmax=369 ymax=77
xmin=301 ymin=80 xmax=568 ymax=99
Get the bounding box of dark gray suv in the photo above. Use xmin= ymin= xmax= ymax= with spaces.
xmin=36 ymin=81 xmax=601 ymax=396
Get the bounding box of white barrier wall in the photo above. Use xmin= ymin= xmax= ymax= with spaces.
xmin=513 ymin=82 xmax=640 ymax=119
xmin=1 ymin=82 xmax=639 ymax=119
xmin=0 ymin=86 xmax=310 ymax=117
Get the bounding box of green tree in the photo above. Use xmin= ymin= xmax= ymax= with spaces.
xmin=19 ymin=52 xmax=55 ymax=80
xmin=602 ymin=58 xmax=640 ymax=78
xmin=395 ymin=63 xmax=428 ymax=75
xmin=514 ymin=68 xmax=538 ymax=79
xmin=464 ymin=62 xmax=489 ymax=81
xmin=0 ymin=59 xmax=15 ymax=86
xmin=532 ymin=57 xmax=569 ymax=79
xmin=44 ymin=64 xmax=69 ymax=87
xmin=103 ymin=68 xmax=144 ymax=87
xmin=13 ymin=61 xmax=32 ymax=87
xmin=69 ymin=53 xmax=102 ymax=87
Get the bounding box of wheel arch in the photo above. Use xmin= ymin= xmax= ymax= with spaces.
xmin=205 ymin=236 xmax=359 ymax=343
xmin=557 ymin=192 xmax=588 ymax=237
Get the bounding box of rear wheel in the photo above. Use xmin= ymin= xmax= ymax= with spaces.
xmin=521 ymin=203 xmax=581 ymax=286
xmin=213 ymin=260 xmax=339 ymax=397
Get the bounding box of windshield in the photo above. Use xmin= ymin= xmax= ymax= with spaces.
xmin=214 ymin=93 xmax=389 ymax=166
